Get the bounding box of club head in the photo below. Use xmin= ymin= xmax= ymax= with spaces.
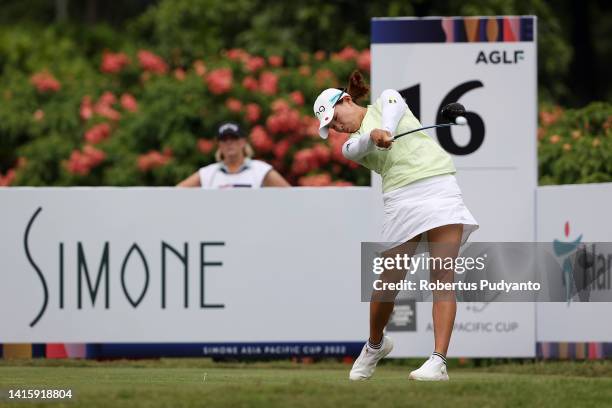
xmin=440 ymin=103 xmax=466 ymax=123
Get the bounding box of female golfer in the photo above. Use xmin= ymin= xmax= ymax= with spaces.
xmin=313 ymin=71 xmax=478 ymax=381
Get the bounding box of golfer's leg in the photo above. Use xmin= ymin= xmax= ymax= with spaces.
xmin=427 ymin=224 xmax=462 ymax=356
xmin=369 ymin=234 xmax=422 ymax=344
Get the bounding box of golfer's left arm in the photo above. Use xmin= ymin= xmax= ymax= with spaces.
xmin=380 ymin=89 xmax=408 ymax=134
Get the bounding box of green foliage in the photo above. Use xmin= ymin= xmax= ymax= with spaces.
xmin=128 ymin=0 xmax=574 ymax=104
xmin=0 ymin=25 xmax=371 ymax=186
xmin=538 ymin=102 xmax=612 ymax=185
xmin=0 ymin=1 xmax=609 ymax=187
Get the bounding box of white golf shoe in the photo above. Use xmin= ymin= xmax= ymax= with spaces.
xmin=349 ymin=336 xmax=394 ymax=381
xmin=409 ymin=355 xmax=449 ymax=381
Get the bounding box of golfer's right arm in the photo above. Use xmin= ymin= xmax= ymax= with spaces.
xmin=177 ymin=171 xmax=201 ymax=187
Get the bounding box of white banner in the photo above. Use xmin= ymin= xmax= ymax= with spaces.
xmin=0 ymin=188 xmax=382 ymax=343
xmin=536 ymin=183 xmax=612 ymax=342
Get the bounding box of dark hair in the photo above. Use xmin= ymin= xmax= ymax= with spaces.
xmin=346 ymin=70 xmax=369 ymax=102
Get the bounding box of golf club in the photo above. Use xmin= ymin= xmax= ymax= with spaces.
xmin=393 ymin=102 xmax=467 ymax=140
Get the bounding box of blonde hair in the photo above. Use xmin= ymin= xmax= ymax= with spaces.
xmin=215 ymin=143 xmax=254 ymax=162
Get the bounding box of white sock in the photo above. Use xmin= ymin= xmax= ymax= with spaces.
xmin=431 ymin=352 xmax=447 ymax=365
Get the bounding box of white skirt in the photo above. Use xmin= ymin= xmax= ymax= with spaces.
xmin=382 ymin=174 xmax=479 ymax=247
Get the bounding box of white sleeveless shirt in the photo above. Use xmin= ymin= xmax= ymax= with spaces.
xmin=198 ymin=159 xmax=272 ymax=189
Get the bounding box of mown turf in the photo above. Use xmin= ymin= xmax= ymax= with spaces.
xmin=1 ymin=359 xmax=611 ymax=408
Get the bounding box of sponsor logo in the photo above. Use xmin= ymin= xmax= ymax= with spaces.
xmin=24 ymin=207 xmax=226 ymax=327
xmin=387 ymin=299 xmax=416 ymax=331
xmin=553 ymin=221 xmax=612 ymax=303
xmin=476 ymin=50 xmax=524 ymax=64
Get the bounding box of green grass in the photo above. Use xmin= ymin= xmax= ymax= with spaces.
xmin=1 ymin=358 xmax=611 ymax=408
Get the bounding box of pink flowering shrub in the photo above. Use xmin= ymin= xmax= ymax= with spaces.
xmin=206 ymin=68 xmax=233 ymax=94
xmin=5 ymin=46 xmax=374 ymax=186
xmin=30 ymin=71 xmax=61 ymax=93
xmin=101 ymin=52 xmax=130 ymax=73
xmin=138 ymin=50 xmax=168 ymax=74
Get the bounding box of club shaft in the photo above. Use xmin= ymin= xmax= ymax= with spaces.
xmin=393 ymin=123 xmax=455 ymax=140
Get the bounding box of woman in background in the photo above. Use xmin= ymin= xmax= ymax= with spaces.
xmin=178 ymin=122 xmax=289 ymax=188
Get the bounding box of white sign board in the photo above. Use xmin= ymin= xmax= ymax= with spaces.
xmin=0 ymin=188 xmax=381 ymax=343
xmin=536 ymin=183 xmax=612 ymax=342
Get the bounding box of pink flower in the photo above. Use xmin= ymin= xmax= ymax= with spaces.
xmin=206 ymin=68 xmax=233 ymax=95
xmin=332 ymin=180 xmax=354 ymax=186
xmin=83 ymin=145 xmax=106 ymax=166
xmin=271 ymin=99 xmax=290 ymax=113
xmin=245 ymin=103 xmax=261 ymax=123
xmin=226 ymin=49 xmax=249 ymax=62
xmin=30 ymin=71 xmax=61 ymax=93
xmin=137 ymin=50 xmax=168 ymax=74
xmin=84 ymin=123 xmax=112 ymax=144
xmin=33 ymin=109 xmax=44 ymax=122
xmin=290 ymin=91 xmax=304 ymax=106
xmin=137 ymin=149 xmax=172 ymax=172
xmin=259 ymin=71 xmax=278 ymax=95
xmin=80 ymin=96 xmax=93 ymax=121
xmin=120 ymin=93 xmax=138 ymax=112
xmin=266 ymin=107 xmax=301 ymax=134
xmin=298 ymin=66 xmax=311 ymax=76
xmin=312 ymin=143 xmax=331 ymax=165
xmin=225 ymin=98 xmax=243 ymax=113
xmin=94 ymin=103 xmax=121 ymax=121
xmin=268 ymin=55 xmax=283 ymax=67
xmin=99 ymin=91 xmax=117 ymax=106
xmin=291 ymin=148 xmax=318 ymax=175
xmin=245 ymin=56 xmax=266 ymax=72
xmin=249 ymin=126 xmax=274 ymax=153
xmin=66 ymin=151 xmax=90 ymax=175
xmin=300 ymin=116 xmax=320 ymax=138
xmin=101 ymin=51 xmax=130 ymax=74
xmin=197 ymin=139 xmax=215 ymax=154
xmin=298 ymin=173 xmax=332 ymax=186
xmin=314 ymin=51 xmax=325 ymax=61
xmin=333 ymin=46 xmax=359 ymax=61
xmin=274 ymin=139 xmax=291 ymax=160
xmin=85 ymin=92 xmax=121 ymax=121
xmin=357 ymin=49 xmax=371 ymax=72
xmin=174 ymin=68 xmax=186 ymax=81
xmin=65 ymin=146 xmax=106 ymax=176
xmin=0 ymin=169 xmax=16 ymax=186
xmin=315 ymin=69 xmax=335 ymax=88
xmin=242 ymin=76 xmax=259 ymax=92
xmin=193 ymin=60 xmax=207 ymax=76
xmin=540 ymin=106 xmax=564 ymax=127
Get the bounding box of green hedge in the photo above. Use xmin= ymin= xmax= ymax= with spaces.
xmin=0 ymin=26 xmax=372 ymax=187
xmin=0 ymin=25 xmax=610 ymax=187
xmin=538 ymin=103 xmax=612 ymax=185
